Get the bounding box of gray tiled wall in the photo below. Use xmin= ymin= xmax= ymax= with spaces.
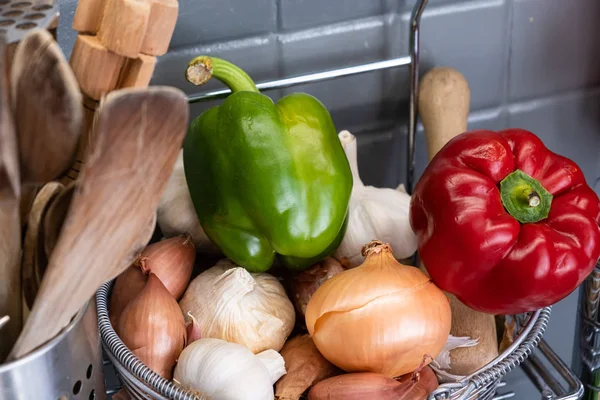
xmin=57 ymin=0 xmax=600 ymax=398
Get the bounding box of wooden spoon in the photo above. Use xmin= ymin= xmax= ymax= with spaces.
xmin=9 ymin=86 xmax=189 ymax=359
xmin=10 ymin=29 xmax=82 ymax=185
xmin=21 ymin=182 xmax=64 ymax=310
xmin=418 ymin=67 xmax=499 ymax=376
xmin=0 ymin=35 xmax=22 ymax=362
xmin=43 ymin=183 xmax=74 ymax=259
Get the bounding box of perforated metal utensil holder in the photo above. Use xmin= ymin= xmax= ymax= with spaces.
xmin=0 ymin=300 xmax=106 ymax=400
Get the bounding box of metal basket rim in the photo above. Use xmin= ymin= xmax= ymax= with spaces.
xmin=97 ymin=279 xmax=551 ymax=400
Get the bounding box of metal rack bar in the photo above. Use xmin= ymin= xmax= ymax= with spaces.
xmin=407 ymin=0 xmax=428 ymax=193
xmin=188 ymin=57 xmax=411 ymax=103
xmin=521 ymin=339 xmax=584 ymax=400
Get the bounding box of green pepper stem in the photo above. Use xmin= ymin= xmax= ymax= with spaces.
xmin=185 ymin=56 xmax=259 ymax=93
xmin=500 ymin=170 xmax=553 ymax=224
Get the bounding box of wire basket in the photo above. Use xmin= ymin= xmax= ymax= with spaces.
xmin=95 ymin=0 xmax=580 ymax=399
xmin=97 ymin=280 xmax=551 ymax=400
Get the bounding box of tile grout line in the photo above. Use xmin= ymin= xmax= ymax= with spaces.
xmin=502 ymin=0 xmax=515 ymax=126
xmin=275 ymin=0 xmax=284 ymax=83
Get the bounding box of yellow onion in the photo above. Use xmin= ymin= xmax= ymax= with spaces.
xmin=117 ymin=273 xmax=187 ymax=379
xmin=135 ymin=234 xmax=196 ymax=300
xmin=305 ymin=240 xmax=451 ymax=377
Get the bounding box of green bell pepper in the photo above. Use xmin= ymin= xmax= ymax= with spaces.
xmin=183 ymin=56 xmax=353 ymax=272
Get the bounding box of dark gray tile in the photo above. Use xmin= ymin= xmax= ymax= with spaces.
xmin=280 ymin=17 xmax=388 ymax=127
xmin=542 ymin=290 xmax=580 ymax=367
xmin=508 ymin=89 xmax=600 ymax=184
xmin=389 ymin=0 xmax=508 ymax=111
xmin=396 ymin=0 xmax=465 ymax=12
xmin=509 ymin=0 xmax=600 ymax=101
xmin=169 ymin=0 xmax=277 ymax=49
xmin=280 ymin=17 xmax=386 ymax=75
xmin=356 ymin=127 xmax=407 ymax=188
xmin=279 ymin=0 xmax=384 ymax=31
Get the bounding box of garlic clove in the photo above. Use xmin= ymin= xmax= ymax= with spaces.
xmin=256 ymin=349 xmax=287 ymax=384
xmin=334 ymin=131 xmax=418 ymax=267
xmin=174 ymin=338 xmax=275 ymax=400
xmin=157 ymin=150 xmax=221 ymax=255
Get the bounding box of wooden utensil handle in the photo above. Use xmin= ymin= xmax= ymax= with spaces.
xmin=418 ymin=67 xmax=498 ymax=376
xmin=419 ymin=66 xmax=470 ymax=161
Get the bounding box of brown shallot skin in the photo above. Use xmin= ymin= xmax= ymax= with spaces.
xmin=109 ymin=266 xmax=147 ymax=326
xmin=308 ymin=367 xmax=438 ymax=400
xmin=117 ymin=273 xmax=187 ymax=379
xmin=135 ymin=234 xmax=196 ymax=300
xmin=290 ymin=257 xmax=345 ymax=321
xmin=275 ymin=334 xmax=340 ymax=400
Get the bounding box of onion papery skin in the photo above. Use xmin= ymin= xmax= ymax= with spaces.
xmin=305 ymin=241 xmax=451 ymax=377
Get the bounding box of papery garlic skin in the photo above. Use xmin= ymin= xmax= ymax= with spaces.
xmin=174 ymin=338 xmax=275 ymax=400
xmin=157 ymin=150 xmax=221 ymax=254
xmin=179 ymin=259 xmax=295 ymax=353
xmin=334 ymin=131 xmax=417 ymax=268
xmin=256 ymin=349 xmax=287 ymax=383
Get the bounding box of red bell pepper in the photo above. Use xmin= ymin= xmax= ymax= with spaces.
xmin=410 ymin=129 xmax=600 ymax=314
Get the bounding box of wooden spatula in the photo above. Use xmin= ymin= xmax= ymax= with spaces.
xmin=9 ymin=86 xmax=189 ymax=359
xmin=11 ymin=29 xmax=83 ymax=185
xmin=0 ymin=35 xmax=22 ymax=362
xmin=418 ymin=67 xmax=499 ymax=377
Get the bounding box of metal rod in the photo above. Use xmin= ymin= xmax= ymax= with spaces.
xmin=521 ymin=358 xmax=554 ymax=396
xmin=187 ymin=57 xmax=411 ymax=103
xmin=538 ymin=339 xmax=585 ymax=399
xmin=524 ymin=352 xmax=565 ymax=396
xmin=522 ymin=339 xmax=585 ymax=400
xmin=492 ymin=393 xmax=516 ymax=400
xmin=407 ymin=0 xmax=429 ymax=193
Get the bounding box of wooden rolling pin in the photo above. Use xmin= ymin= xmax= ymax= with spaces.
xmin=418 ymin=67 xmax=499 ymax=376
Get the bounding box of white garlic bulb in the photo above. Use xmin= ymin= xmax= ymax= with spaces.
xmin=174 ymin=338 xmax=286 ymax=400
xmin=156 ymin=150 xmax=221 ymax=254
xmin=178 ymin=259 xmax=295 ymax=354
xmin=334 ymin=130 xmax=417 ymax=268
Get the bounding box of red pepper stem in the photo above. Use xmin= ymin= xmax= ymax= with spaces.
xmin=516 ymin=188 xmax=541 ymax=208
xmin=185 ymin=56 xmax=259 ymax=93
xmin=528 ymin=192 xmax=541 ymax=207
xmin=499 ymin=170 xmax=553 ymax=224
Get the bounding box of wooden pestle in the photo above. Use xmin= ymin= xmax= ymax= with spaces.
xmin=61 ymin=0 xmax=174 ymax=185
xmin=418 ymin=67 xmax=499 ymax=376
